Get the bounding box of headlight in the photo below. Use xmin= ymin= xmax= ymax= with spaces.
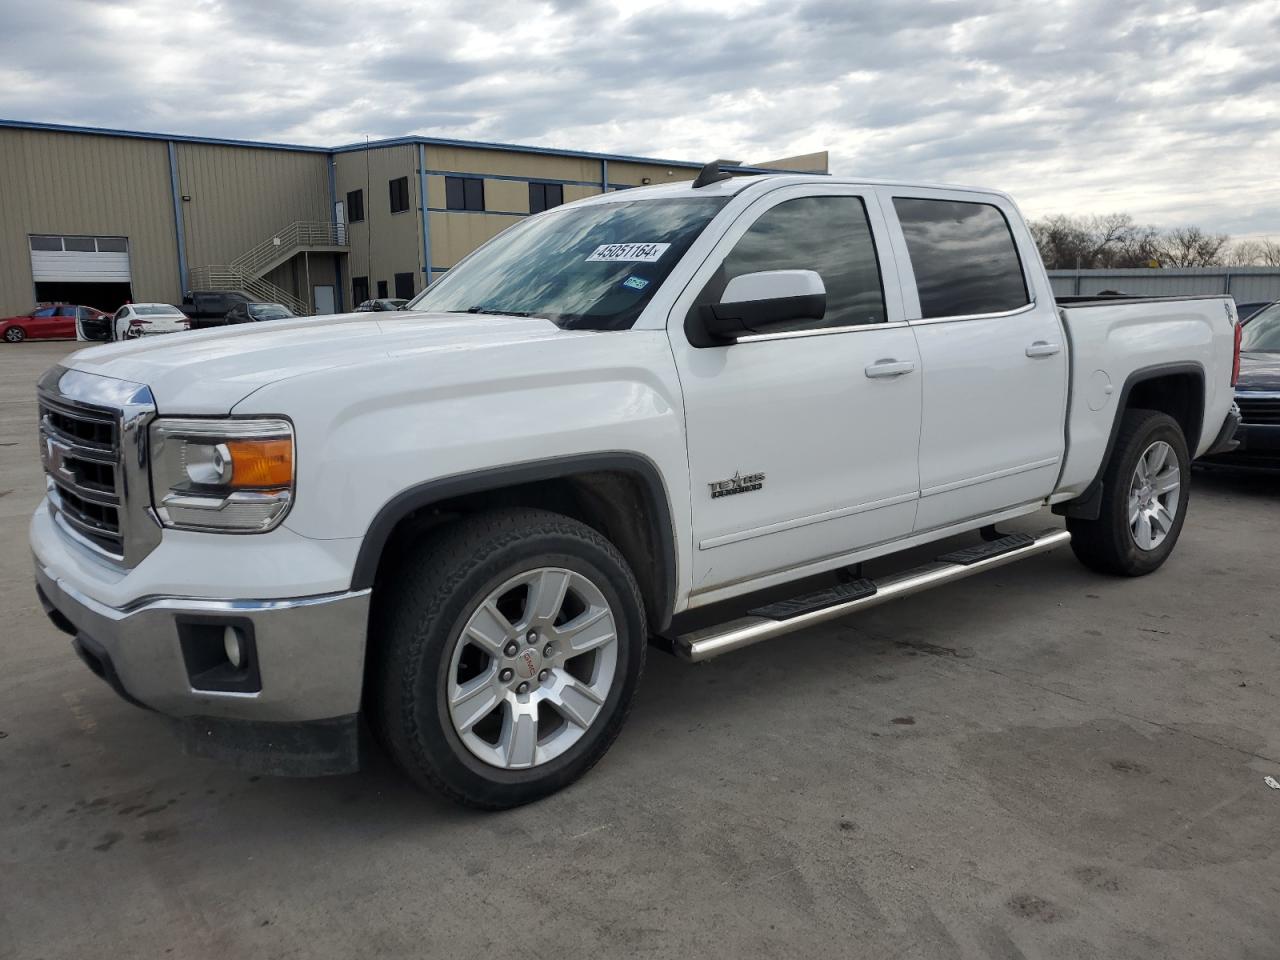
xmin=149 ymin=418 xmax=294 ymax=532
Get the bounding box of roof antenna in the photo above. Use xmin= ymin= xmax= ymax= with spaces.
xmin=692 ymin=159 xmax=736 ymax=189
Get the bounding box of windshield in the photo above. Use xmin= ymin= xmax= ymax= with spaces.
xmin=1241 ymin=303 xmax=1280 ymax=352
xmin=407 ymin=197 xmax=727 ymax=330
xmin=250 ymin=305 xmax=292 ymax=320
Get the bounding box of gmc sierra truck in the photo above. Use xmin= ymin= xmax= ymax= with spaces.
xmin=32 ymin=166 xmax=1241 ymax=808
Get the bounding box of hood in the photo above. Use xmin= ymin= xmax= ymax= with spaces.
xmin=62 ymin=310 xmax=576 ymax=413
xmin=1237 ymin=352 xmax=1280 ymax=393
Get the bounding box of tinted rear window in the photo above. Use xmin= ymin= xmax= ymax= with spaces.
xmin=893 ymin=198 xmax=1029 ymax=319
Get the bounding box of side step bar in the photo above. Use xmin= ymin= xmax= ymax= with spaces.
xmin=672 ymin=528 xmax=1071 ymax=663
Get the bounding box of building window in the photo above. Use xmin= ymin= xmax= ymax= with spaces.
xmin=389 ymin=177 xmax=410 ymax=214
xmin=347 ymin=189 xmax=365 ymax=223
xmin=377 ymin=279 xmax=389 ymax=298
xmin=394 ymin=272 xmax=415 ymax=299
xmin=96 ymin=237 xmax=128 ymax=253
xmin=445 ymin=176 xmax=485 ymax=211
xmin=529 ymin=182 xmax=564 ymax=214
xmin=352 ymin=276 xmax=369 ymax=305
xmin=63 ymin=237 xmax=96 ymax=252
xmin=29 ymin=236 xmax=63 ymax=251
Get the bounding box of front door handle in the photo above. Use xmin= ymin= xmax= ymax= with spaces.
xmin=1025 ymin=341 xmax=1061 ymax=358
xmin=865 ymin=359 xmax=916 ymax=378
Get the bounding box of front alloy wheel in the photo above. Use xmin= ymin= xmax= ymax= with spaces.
xmin=448 ymin=567 xmax=619 ymax=770
xmin=372 ymin=508 xmax=647 ymax=809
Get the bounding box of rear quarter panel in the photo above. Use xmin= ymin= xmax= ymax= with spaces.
xmin=1055 ymin=296 xmax=1235 ymax=496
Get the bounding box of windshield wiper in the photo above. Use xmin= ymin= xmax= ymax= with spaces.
xmin=454 ymin=306 xmax=534 ymax=317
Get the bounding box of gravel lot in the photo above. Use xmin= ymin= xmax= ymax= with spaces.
xmin=2 ymin=340 xmax=1278 ymax=960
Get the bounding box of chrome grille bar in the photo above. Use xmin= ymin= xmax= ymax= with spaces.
xmin=37 ymin=366 xmax=160 ymax=568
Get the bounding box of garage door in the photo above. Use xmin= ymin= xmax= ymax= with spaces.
xmin=29 ymin=235 xmax=130 ymax=283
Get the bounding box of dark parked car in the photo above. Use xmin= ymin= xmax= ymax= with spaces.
xmin=180 ymin=290 xmax=251 ymax=329
xmin=1234 ymin=300 xmax=1271 ymax=322
xmin=355 ymin=298 xmax=408 ymax=312
xmin=223 ymin=302 xmax=296 ymax=324
xmin=1206 ymin=301 xmax=1280 ymax=468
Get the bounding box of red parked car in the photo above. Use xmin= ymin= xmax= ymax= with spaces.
xmin=2 ymin=304 xmax=109 ymax=343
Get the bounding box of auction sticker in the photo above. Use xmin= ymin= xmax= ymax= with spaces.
xmin=586 ymin=242 xmax=670 ymax=262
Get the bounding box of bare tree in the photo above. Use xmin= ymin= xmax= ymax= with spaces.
xmin=1029 ymin=214 xmax=1234 ymax=269
xmin=1157 ymin=227 xmax=1230 ymax=267
xmin=1226 ymin=238 xmax=1280 ymax=267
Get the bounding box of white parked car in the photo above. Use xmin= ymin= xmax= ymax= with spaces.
xmin=33 ymin=167 xmax=1241 ymax=808
xmin=111 ymin=303 xmax=190 ymax=340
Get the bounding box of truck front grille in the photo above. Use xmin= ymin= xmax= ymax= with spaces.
xmin=39 ymin=396 xmax=125 ymax=557
xmin=1237 ymin=395 xmax=1280 ymax=426
xmin=37 ymin=367 xmax=161 ymax=568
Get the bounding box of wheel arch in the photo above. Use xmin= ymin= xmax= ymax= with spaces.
xmin=1055 ymin=361 xmax=1204 ymax=520
xmin=351 ymin=452 xmax=678 ymax=632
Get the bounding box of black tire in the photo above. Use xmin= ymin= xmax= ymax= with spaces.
xmin=4 ymin=326 xmax=26 ymax=343
xmin=370 ymin=508 xmax=647 ymax=809
xmin=1068 ymin=408 xmax=1190 ymax=576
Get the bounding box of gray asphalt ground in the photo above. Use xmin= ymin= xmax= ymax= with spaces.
xmin=2 ymin=340 xmax=1278 ymax=960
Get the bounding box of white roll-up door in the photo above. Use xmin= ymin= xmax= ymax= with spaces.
xmin=29 ymin=236 xmax=131 ymax=283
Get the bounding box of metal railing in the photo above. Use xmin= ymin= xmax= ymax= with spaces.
xmin=232 ymin=221 xmax=348 ymax=278
xmin=187 ymin=266 xmax=310 ymax=317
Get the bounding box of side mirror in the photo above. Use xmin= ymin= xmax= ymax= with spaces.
xmin=700 ymin=270 xmax=826 ymax=341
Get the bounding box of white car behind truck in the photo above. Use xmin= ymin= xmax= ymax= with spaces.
xmin=32 ymin=165 xmax=1242 ymax=808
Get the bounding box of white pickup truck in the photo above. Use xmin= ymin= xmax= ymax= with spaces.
xmin=32 ymin=166 xmax=1242 ymax=808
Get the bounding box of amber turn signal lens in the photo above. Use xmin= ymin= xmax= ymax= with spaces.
xmin=226 ymin=438 xmax=293 ymax=488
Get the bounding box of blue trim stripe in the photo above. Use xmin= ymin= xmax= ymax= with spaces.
xmin=166 ymin=141 xmax=189 ymax=294
xmin=417 ymin=143 xmax=432 ymax=285
xmin=0 ymin=117 xmax=821 ymax=175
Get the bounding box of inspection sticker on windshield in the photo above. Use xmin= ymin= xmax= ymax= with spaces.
xmin=587 ymin=242 xmax=670 ymax=262
xmin=622 ymin=276 xmax=650 ymax=291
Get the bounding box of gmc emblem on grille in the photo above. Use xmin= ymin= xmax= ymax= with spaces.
xmin=45 ymin=438 xmax=76 ymax=484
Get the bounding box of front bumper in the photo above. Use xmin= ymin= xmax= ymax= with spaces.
xmin=34 ymin=559 xmax=370 ymax=775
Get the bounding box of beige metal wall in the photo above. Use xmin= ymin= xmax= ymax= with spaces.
xmin=334 ymin=144 xmax=423 ymax=307
xmin=0 ymin=127 xmax=181 ymax=315
xmin=174 ymin=143 xmax=331 ymax=269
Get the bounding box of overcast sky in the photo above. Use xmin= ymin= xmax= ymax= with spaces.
xmin=1 ymin=0 xmax=1275 ymax=235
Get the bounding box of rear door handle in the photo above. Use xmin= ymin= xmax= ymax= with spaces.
xmin=864 ymin=359 xmax=916 ymax=378
xmin=1025 ymin=341 xmax=1061 ymax=358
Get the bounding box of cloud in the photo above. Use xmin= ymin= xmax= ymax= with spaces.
xmin=0 ymin=0 xmax=1275 ymax=234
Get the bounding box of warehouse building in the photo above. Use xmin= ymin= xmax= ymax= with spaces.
xmin=0 ymin=119 xmax=826 ymax=318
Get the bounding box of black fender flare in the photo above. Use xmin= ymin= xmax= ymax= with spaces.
xmin=1054 ymin=361 xmax=1205 ymax=520
xmin=349 ymin=452 xmax=678 ymax=629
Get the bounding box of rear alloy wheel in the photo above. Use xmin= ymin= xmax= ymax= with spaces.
xmin=373 ymin=508 xmax=646 ymax=809
xmin=4 ymin=326 xmax=25 ymax=343
xmin=1068 ymin=409 xmax=1190 ymax=576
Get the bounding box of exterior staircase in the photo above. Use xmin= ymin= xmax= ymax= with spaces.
xmin=188 ymin=221 xmax=347 ymax=316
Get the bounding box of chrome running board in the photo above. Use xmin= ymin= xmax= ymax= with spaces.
xmin=672 ymin=528 xmax=1071 ymax=662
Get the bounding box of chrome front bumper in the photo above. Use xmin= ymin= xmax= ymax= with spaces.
xmin=35 ymin=560 xmax=370 ymax=723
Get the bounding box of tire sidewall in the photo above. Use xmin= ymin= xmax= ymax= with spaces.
xmin=408 ymin=532 xmax=645 ymax=804
xmin=1109 ymin=414 xmax=1190 ymax=574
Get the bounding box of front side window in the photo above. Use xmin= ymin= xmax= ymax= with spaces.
xmin=893 ymin=197 xmax=1029 ymax=319
xmin=697 ymin=195 xmax=887 ymax=331
xmin=34 ymin=307 xmax=57 ymax=317
xmin=1242 ymin=303 xmax=1280 ymax=352
xmin=409 ymin=197 xmax=727 ymax=331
